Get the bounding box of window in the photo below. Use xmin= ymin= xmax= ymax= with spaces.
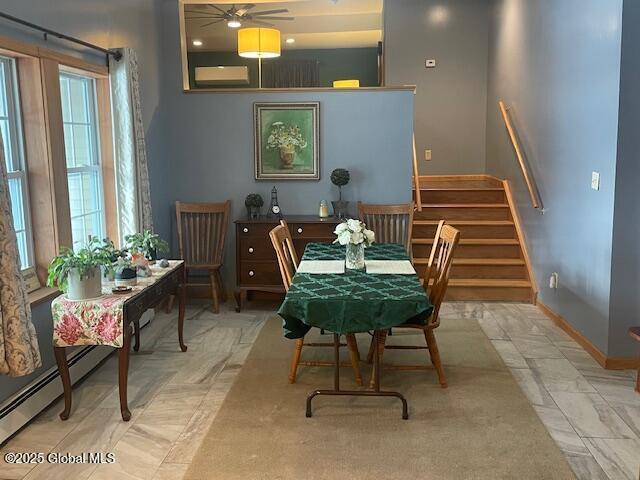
xmin=0 ymin=56 xmax=33 ymax=269
xmin=60 ymin=72 xmax=105 ymax=250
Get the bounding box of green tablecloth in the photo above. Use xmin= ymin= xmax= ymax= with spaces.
xmin=278 ymin=243 xmax=433 ymax=339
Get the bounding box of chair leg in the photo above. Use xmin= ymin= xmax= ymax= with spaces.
xmin=288 ymin=338 xmax=304 ymax=384
xmin=366 ymin=335 xmax=375 ymax=364
xmin=346 ymin=334 xmax=362 ymax=386
xmin=425 ymin=328 xmax=447 ymax=388
xmin=209 ymin=271 xmax=220 ymax=314
xmin=369 ymin=330 xmax=388 ymax=388
xmin=215 ymin=269 xmax=227 ymax=302
xmin=165 ymin=295 xmax=175 ymax=314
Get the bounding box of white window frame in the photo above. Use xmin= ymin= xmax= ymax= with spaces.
xmin=0 ymin=55 xmax=34 ymax=270
xmin=59 ymin=70 xmax=106 ymax=249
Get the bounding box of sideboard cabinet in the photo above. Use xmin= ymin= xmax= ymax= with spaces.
xmin=234 ymin=216 xmax=340 ymax=311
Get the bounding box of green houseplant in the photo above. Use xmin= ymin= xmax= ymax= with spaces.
xmin=47 ymin=237 xmax=111 ymax=300
xmin=125 ymin=230 xmax=169 ymax=262
xmin=330 ymin=168 xmax=350 ymax=219
xmin=97 ymin=238 xmax=128 ymax=281
xmin=245 ymin=193 xmax=264 ymax=220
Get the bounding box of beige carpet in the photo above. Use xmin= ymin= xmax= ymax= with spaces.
xmin=185 ymin=316 xmax=575 ymax=480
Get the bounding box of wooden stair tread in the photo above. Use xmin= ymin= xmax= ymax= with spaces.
xmin=415 ymin=187 xmax=505 ymax=192
xmin=412 ymin=238 xmax=520 ymax=245
xmin=449 ymin=279 xmax=531 ymax=288
xmin=413 ymin=220 xmax=514 ymax=226
xmin=414 ymin=258 xmax=525 ymax=266
xmin=420 ymin=203 xmax=509 ymax=208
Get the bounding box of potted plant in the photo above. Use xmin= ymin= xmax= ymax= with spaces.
xmin=97 ymin=238 xmax=128 ymax=281
xmin=265 ymin=121 xmax=307 ymax=169
xmin=245 ymin=193 xmax=264 ymax=220
xmin=125 ymin=230 xmax=169 ymax=262
xmin=47 ymin=237 xmax=111 ymax=300
xmin=114 ymin=257 xmax=137 ymax=287
xmin=334 ymin=219 xmax=375 ymax=270
xmin=330 ymin=168 xmax=350 ymax=219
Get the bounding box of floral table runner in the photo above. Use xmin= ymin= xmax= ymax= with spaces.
xmin=52 ymin=261 xmax=182 ymax=348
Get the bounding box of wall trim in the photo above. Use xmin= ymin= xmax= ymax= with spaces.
xmin=537 ymin=300 xmax=640 ymax=370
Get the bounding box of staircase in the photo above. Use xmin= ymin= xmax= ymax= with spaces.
xmin=413 ymin=175 xmax=537 ymax=303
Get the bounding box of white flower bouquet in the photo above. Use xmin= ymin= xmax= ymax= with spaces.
xmin=334 ymin=219 xmax=375 ymax=270
xmin=333 ymin=219 xmax=375 ymax=247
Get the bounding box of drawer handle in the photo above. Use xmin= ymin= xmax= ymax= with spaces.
xmin=248 ymin=247 xmax=254 ymax=253
xmin=297 ymin=227 xmax=303 ymax=234
xmin=248 ymin=270 xmax=255 ymax=277
xmin=243 ymin=227 xmax=249 ymax=233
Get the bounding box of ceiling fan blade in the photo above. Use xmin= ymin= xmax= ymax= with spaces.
xmin=200 ymin=19 xmax=225 ymax=27
xmin=251 ymin=9 xmax=289 ymax=16
xmin=245 ymin=18 xmax=274 ymax=27
xmin=254 ymin=16 xmax=294 ymax=21
xmin=207 ymin=4 xmax=228 ymax=15
xmin=186 ymin=14 xmax=224 ymax=19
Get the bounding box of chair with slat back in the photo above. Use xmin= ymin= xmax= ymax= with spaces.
xmin=269 ymin=222 xmax=363 ymax=385
xmin=176 ymin=200 xmax=230 ymax=314
xmin=367 ymin=224 xmax=460 ymax=388
xmin=357 ymin=202 xmax=415 ymax=259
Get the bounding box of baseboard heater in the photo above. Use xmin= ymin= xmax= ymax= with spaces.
xmin=0 ymin=310 xmax=153 ymax=445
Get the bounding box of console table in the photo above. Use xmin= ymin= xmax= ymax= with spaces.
xmin=234 ymin=216 xmax=341 ymax=311
xmin=52 ymin=261 xmax=187 ymax=421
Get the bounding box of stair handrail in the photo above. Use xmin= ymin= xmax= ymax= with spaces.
xmin=499 ymin=101 xmax=542 ymax=210
xmin=412 ymin=133 xmax=423 ymax=211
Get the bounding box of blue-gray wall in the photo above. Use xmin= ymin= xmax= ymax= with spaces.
xmin=609 ymin=0 xmax=640 ymax=357
xmin=385 ymin=0 xmax=489 ymax=175
xmin=0 ymin=0 xmax=165 ymax=401
xmin=485 ymin=0 xmax=624 ymax=355
xmin=157 ymin=0 xmax=414 ymax=284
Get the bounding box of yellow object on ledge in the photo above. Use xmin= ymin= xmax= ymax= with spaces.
xmin=333 ymin=79 xmax=360 ymax=88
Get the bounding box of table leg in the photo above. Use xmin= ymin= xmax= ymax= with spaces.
xmin=118 ymin=325 xmax=132 ymax=421
xmin=635 ymin=369 xmax=639 ymax=394
xmin=234 ymin=289 xmax=244 ymax=313
xmin=54 ymin=347 xmax=72 ymax=421
xmin=133 ymin=320 xmax=140 ymax=352
xmin=305 ymin=330 xmax=409 ymax=420
xmin=178 ymin=279 xmax=188 ymax=352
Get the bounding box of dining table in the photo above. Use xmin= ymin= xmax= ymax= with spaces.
xmin=277 ymin=242 xmax=434 ymax=419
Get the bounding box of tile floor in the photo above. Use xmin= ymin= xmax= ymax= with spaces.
xmin=0 ymin=301 xmax=638 ymax=480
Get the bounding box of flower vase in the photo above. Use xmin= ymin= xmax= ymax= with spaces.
xmin=345 ymin=243 xmax=365 ymax=270
xmin=279 ymin=145 xmax=296 ymax=169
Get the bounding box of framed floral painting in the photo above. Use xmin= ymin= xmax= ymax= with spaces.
xmin=254 ymin=102 xmax=320 ymax=180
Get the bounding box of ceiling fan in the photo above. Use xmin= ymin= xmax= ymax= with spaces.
xmin=185 ymin=3 xmax=294 ymax=28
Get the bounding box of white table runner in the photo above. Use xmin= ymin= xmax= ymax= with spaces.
xmin=297 ymin=260 xmax=345 ymax=274
xmin=365 ymin=260 xmax=416 ymax=275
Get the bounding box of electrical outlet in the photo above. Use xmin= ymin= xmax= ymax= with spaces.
xmin=424 ymin=149 xmax=432 ymax=161
xmin=591 ymin=171 xmax=600 ymax=191
xmin=425 ymin=59 xmax=436 ymax=68
xmin=549 ymin=272 xmax=558 ymax=289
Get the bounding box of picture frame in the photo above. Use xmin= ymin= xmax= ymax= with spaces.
xmin=254 ymin=102 xmax=320 ymax=180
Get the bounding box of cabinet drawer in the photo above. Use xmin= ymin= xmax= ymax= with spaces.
xmin=239 ymin=238 xmax=276 ymax=260
xmin=237 ymin=223 xmax=278 ymax=238
xmin=289 ymin=222 xmax=337 ymax=239
xmin=239 ymin=262 xmax=282 ymax=286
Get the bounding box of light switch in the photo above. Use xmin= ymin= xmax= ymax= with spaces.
xmin=425 ymin=59 xmax=436 ymax=68
xmin=424 ymin=149 xmax=432 ymax=161
xmin=591 ymin=171 xmax=600 ymax=191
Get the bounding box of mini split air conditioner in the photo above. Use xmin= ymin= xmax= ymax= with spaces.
xmin=195 ymin=66 xmax=250 ymax=86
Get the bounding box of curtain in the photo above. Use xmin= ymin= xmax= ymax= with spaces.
xmin=263 ymin=60 xmax=320 ymax=88
xmin=109 ymin=48 xmax=153 ymax=243
xmin=0 ymin=131 xmax=41 ymax=377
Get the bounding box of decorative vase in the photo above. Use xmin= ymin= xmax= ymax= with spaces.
xmin=67 ymin=267 xmax=102 ymax=300
xmin=332 ymin=200 xmax=349 ymax=219
xmin=279 ymin=145 xmax=296 ymax=169
xmin=115 ymin=267 xmax=137 ymax=287
xmin=247 ymin=206 xmax=261 ymax=220
xmin=146 ymin=247 xmax=157 ymax=262
xmin=345 ymin=243 xmax=365 ymax=270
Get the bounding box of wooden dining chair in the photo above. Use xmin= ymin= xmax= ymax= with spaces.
xmin=269 ymin=222 xmax=363 ymax=385
xmin=358 ymin=202 xmax=415 ymax=258
xmin=368 ymin=224 xmax=460 ymax=388
xmin=176 ymin=200 xmax=230 ymax=314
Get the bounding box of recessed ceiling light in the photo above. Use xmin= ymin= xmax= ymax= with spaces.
xmin=192 ymin=39 xmax=203 ymax=46
xmin=286 ymin=38 xmax=295 ymax=44
xmin=227 ymin=19 xmax=242 ymax=28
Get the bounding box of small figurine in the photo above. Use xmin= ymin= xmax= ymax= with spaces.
xmin=132 ymin=252 xmax=152 ymax=278
xmin=267 ymin=186 xmax=282 ymax=218
xmin=158 ymin=258 xmax=170 ymax=268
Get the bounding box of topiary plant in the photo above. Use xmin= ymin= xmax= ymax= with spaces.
xmin=330 ymin=168 xmax=350 ymax=201
xmin=245 ymin=193 xmax=264 ymax=220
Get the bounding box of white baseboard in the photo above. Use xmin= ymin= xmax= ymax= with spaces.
xmin=0 ymin=310 xmax=154 ymax=445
